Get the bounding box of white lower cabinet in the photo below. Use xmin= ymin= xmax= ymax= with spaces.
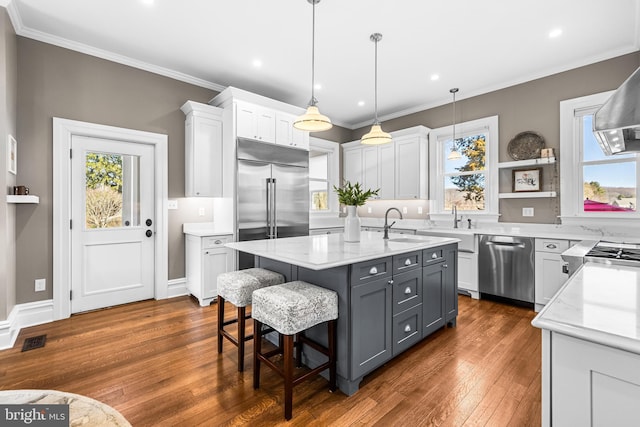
xmin=546 ymin=331 xmax=640 ymax=426
xmin=185 ymin=234 xmax=233 ymax=306
xmin=457 ymin=251 xmax=479 ymax=299
xmin=534 ymin=238 xmax=569 ymax=311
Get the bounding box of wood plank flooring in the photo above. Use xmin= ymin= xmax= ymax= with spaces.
xmin=0 ymin=295 xmax=541 ymax=426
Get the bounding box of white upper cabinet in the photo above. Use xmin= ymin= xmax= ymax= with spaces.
xmin=395 ymin=130 xmax=428 ymax=199
xmin=235 ymin=101 xmax=276 ymax=143
xmin=275 ymin=112 xmax=310 ymax=150
xmin=343 ymin=144 xmax=363 ymax=186
xmin=181 ymin=101 xmax=224 ymax=197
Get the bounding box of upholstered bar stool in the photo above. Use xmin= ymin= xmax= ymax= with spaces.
xmin=217 ymin=268 xmax=285 ymax=372
xmin=252 ymin=281 xmax=338 ymax=420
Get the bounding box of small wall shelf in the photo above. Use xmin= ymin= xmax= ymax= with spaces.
xmin=7 ymin=195 xmax=39 ymax=204
xmin=498 ymin=157 xmax=556 ymax=169
xmin=498 ymin=191 xmax=557 ymax=199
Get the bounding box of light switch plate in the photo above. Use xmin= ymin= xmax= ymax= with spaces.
xmin=522 ymin=207 xmax=534 ymax=217
xmin=367 ymin=207 xmax=372 ymax=213
xmin=167 ymin=199 xmax=178 ymax=210
xmin=402 ymin=207 xmax=408 ymax=214
xmin=198 ymin=207 xmax=205 ymax=216
xmin=418 ymin=207 xmax=423 ymax=214
xmin=35 ymin=279 xmax=46 ymax=292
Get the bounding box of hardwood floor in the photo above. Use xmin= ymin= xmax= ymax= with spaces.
xmin=0 ymin=295 xmax=541 ymax=426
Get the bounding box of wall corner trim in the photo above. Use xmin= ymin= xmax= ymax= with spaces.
xmin=0 ymin=300 xmax=54 ymax=350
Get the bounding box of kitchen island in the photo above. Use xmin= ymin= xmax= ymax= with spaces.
xmin=532 ymin=263 xmax=640 ymax=426
xmin=226 ymin=231 xmax=460 ymax=395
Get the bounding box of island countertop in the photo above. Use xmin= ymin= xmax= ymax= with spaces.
xmin=225 ymin=231 xmax=460 ymax=270
xmin=532 ymin=262 xmax=640 ymax=354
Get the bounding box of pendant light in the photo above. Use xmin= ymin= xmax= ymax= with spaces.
xmin=361 ymin=33 xmax=392 ymax=145
xmin=294 ymin=0 xmax=332 ymax=132
xmin=447 ymin=88 xmax=462 ymax=160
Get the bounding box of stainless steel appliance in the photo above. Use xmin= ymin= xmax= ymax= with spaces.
xmin=237 ymin=138 xmax=309 ymax=269
xmin=562 ymin=240 xmax=640 ymax=276
xmin=478 ymin=235 xmax=535 ymax=304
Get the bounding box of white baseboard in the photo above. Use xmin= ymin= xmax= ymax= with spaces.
xmin=0 ymin=300 xmax=54 ymax=350
xmin=167 ymin=277 xmax=188 ymax=299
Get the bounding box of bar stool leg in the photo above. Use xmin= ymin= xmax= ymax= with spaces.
xmin=238 ymin=306 xmax=246 ymax=372
xmin=217 ymin=296 xmax=225 ymax=354
xmin=253 ymin=319 xmax=262 ymax=389
xmin=328 ymin=319 xmax=337 ymax=392
xmin=283 ymin=334 xmax=294 ymax=421
xmin=295 ymin=332 xmax=303 ymax=368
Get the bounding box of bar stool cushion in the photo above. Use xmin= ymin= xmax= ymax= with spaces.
xmin=252 ymin=281 xmax=338 ymax=335
xmin=217 ymin=268 xmax=285 ymax=307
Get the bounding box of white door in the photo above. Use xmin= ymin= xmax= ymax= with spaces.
xmin=70 ymin=135 xmax=155 ymax=313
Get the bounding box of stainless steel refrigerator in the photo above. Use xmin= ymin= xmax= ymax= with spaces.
xmin=237 ymin=138 xmax=309 ymax=269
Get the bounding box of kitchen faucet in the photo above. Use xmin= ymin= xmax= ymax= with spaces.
xmin=383 ymin=207 xmax=403 ymax=239
xmin=453 ymin=205 xmax=461 ymax=228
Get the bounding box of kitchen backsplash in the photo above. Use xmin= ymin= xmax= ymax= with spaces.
xmin=355 ymin=199 xmax=430 ymax=219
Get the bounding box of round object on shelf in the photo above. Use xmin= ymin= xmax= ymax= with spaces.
xmin=507 ymin=131 xmax=546 ymax=160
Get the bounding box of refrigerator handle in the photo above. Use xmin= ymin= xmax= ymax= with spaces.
xmin=272 ymin=178 xmax=277 ymax=238
xmin=266 ymin=178 xmax=273 ymax=238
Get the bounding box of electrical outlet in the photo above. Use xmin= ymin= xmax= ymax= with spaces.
xmin=402 ymin=206 xmax=408 ymax=214
xmin=167 ymin=199 xmax=178 ymax=210
xmin=198 ymin=207 xmax=205 ymax=216
xmin=367 ymin=207 xmax=372 ymax=213
xmin=418 ymin=206 xmax=423 ymax=214
xmin=35 ymin=279 xmax=46 ymax=292
xmin=522 ymin=207 xmax=534 ymax=217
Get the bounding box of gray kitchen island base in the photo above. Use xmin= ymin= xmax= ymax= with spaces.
xmin=255 ymin=242 xmax=458 ymax=396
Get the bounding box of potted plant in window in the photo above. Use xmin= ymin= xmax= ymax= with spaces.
xmin=333 ymin=181 xmax=379 ymax=242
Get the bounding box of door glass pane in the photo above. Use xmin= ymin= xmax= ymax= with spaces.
xmin=444 ymin=173 xmax=485 ymax=211
xmin=583 ymin=163 xmax=636 ymax=212
xmin=85 ymin=152 xmax=140 ymax=229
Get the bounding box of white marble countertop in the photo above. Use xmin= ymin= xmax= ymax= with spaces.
xmin=183 ymin=222 xmax=233 ymax=237
xmin=532 ymin=262 xmax=640 ymax=354
xmin=225 ymin=231 xmax=459 ymax=270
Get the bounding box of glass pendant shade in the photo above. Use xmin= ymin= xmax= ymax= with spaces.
xmin=294 ymin=104 xmax=332 ymax=131
xmin=362 ymin=124 xmax=393 ymax=145
xmin=294 ymin=0 xmax=332 ymax=132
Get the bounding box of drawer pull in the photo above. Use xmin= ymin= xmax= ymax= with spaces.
xmin=546 ymin=243 xmax=557 ymax=249
xmin=404 ymin=287 xmax=412 ymax=295
xmin=404 ymin=258 xmax=412 ymax=266
xmin=369 ymin=266 xmax=378 ymax=275
xmin=214 ymin=240 xmax=222 ymax=245
xmin=442 ymin=264 xmax=448 ymax=269
xmin=431 ymin=253 xmax=438 ymax=259
xmin=404 ymin=325 xmax=412 ymax=333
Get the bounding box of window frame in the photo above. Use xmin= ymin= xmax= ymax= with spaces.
xmin=559 ymin=91 xmax=640 ymax=225
xmin=309 ymin=137 xmax=340 ymax=216
xmin=428 ymin=115 xmax=499 ymax=221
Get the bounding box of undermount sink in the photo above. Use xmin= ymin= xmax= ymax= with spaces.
xmin=386 ymin=237 xmax=429 ymax=244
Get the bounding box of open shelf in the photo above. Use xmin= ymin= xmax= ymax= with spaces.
xmin=498 ymin=191 xmax=557 ymax=199
xmin=498 ymin=157 xmax=556 ymax=169
xmin=7 ymin=195 xmax=39 ymax=204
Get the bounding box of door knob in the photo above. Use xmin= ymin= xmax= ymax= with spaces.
xmin=146 ymin=230 xmax=153 ymax=237
xmin=146 ymin=219 xmax=153 ymax=226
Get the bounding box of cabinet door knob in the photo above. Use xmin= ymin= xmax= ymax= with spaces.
xmin=404 ymin=258 xmax=412 ymax=266
xmin=388 ymin=280 xmax=394 ymax=285
xmin=546 ymin=243 xmax=557 ymax=249
xmin=431 ymin=253 xmax=438 ymax=259
xmin=404 ymin=286 xmax=412 ymax=295
xmin=404 ymin=325 xmax=412 ymax=333
xmin=442 ymin=264 xmax=448 ymax=268
xmin=214 ymin=240 xmax=222 ymax=245
xmin=369 ymin=266 xmax=378 ymax=275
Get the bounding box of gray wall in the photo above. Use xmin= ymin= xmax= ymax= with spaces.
xmin=1 ymin=7 xmax=17 ymax=320
xmin=351 ymin=52 xmax=640 ymax=223
xmin=15 ymin=37 xmax=217 ymax=304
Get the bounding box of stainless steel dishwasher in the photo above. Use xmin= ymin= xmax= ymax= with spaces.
xmin=478 ymin=235 xmax=535 ymax=303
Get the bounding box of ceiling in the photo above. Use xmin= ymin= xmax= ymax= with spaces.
xmin=4 ymin=0 xmax=640 ymax=128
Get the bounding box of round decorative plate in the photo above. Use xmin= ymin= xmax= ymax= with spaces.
xmin=507 ymin=131 xmax=545 ymax=160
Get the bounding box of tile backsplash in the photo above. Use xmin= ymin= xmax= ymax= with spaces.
xmin=354 ymin=199 xmax=430 ymax=219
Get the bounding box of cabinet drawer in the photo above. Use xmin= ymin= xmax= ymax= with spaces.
xmin=202 ymin=235 xmax=231 ymax=249
xmin=392 ymin=269 xmax=422 ymax=315
xmin=351 ymin=257 xmax=392 ymax=285
xmin=392 ymin=304 xmax=422 ymax=356
xmin=535 ymin=238 xmax=569 ymax=253
xmin=423 ymin=248 xmax=444 ymax=266
xmin=393 ymin=251 xmax=422 ymax=274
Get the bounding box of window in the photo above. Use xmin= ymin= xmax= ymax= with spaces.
xmin=560 ymin=92 xmax=640 ymax=224
xmin=429 ymin=116 xmax=499 ymax=219
xmin=309 ymin=137 xmax=339 ymax=214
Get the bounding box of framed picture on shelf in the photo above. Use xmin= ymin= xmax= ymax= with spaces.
xmin=7 ymin=135 xmax=16 ymax=175
xmin=513 ymin=168 xmax=541 ymax=192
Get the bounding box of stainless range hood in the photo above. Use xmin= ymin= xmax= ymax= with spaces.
xmin=593 ymin=66 xmax=640 ymax=155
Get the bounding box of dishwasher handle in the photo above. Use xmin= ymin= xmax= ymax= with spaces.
xmin=484 ymin=241 xmax=526 ymax=249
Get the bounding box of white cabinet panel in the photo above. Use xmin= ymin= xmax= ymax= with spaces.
xmin=185 ymin=234 xmax=234 ymax=306
xmin=378 ymin=143 xmax=395 ymax=199
xmin=275 ymin=112 xmax=309 ymax=150
xmin=535 ymin=238 xmax=570 ymax=311
xmin=343 ymin=145 xmax=362 ymax=185
xmin=395 ymin=135 xmax=428 ymax=199
xmin=458 ymin=251 xmax=478 ymax=298
xmin=236 ymin=101 xmax=275 ymax=143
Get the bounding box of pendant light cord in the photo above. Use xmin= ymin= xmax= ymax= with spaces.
xmin=374 ymin=37 xmax=379 ymax=123
xmin=310 ymin=0 xmax=316 ymax=106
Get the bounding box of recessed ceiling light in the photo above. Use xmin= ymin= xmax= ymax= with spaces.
xmin=357 ymin=101 xmax=365 ymax=107
xmin=314 ymin=83 xmax=322 ymax=90
xmin=252 ymin=59 xmax=262 ymax=68
xmin=549 ymin=28 xmax=562 ymax=38
xmin=431 ymin=74 xmax=439 ymax=81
